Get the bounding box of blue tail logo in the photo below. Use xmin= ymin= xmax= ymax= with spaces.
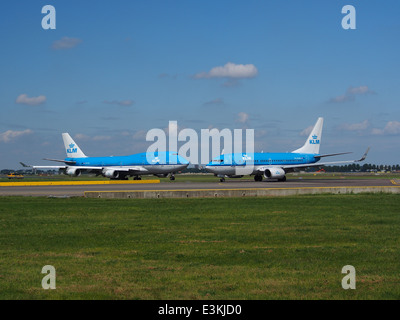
xmin=67 ymin=143 xmax=77 ymax=154
xmin=309 ymin=135 xmax=320 ymax=145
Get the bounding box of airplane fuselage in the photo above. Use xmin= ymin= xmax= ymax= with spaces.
xmin=66 ymin=151 xmax=189 ymax=175
xmin=206 ymin=152 xmax=320 ymax=176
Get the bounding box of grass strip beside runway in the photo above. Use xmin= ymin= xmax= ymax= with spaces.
xmin=0 ymin=194 xmax=399 ymax=299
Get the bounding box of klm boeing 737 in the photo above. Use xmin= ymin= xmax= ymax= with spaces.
xmin=22 ymin=133 xmax=189 ymax=180
xmin=206 ymin=117 xmax=369 ymax=182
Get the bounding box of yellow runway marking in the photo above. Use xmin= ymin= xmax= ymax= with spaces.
xmin=0 ymin=180 xmax=160 ymax=187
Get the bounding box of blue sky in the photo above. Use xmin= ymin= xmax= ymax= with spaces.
xmin=1 ymin=0 xmax=399 ymax=167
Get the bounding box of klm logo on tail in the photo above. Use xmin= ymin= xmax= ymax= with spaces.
xmin=309 ymin=135 xmax=320 ymax=145
xmin=67 ymin=143 xmax=77 ymax=154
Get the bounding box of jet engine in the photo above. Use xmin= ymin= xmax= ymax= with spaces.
xmin=66 ymin=167 xmax=81 ymax=177
xmin=103 ymin=169 xmax=120 ymax=179
xmin=263 ymin=167 xmax=286 ymax=181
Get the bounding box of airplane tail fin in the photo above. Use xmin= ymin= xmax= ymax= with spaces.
xmin=62 ymin=133 xmax=87 ymax=158
xmin=292 ymin=117 xmax=323 ymax=154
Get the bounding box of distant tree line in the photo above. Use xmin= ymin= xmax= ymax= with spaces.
xmin=306 ymin=163 xmax=400 ymax=173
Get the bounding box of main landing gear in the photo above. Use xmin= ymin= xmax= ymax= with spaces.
xmin=169 ymin=174 xmax=175 ymax=181
xmin=133 ymin=176 xmax=142 ymax=180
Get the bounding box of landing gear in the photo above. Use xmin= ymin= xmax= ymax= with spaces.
xmin=254 ymin=175 xmax=263 ymax=182
xmin=169 ymin=174 xmax=175 ymax=181
xmin=133 ymin=176 xmax=142 ymax=180
xmin=220 ymin=177 xmax=225 ymax=182
xmin=278 ymin=176 xmax=287 ymax=182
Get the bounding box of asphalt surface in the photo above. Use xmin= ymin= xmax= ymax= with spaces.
xmin=0 ymin=178 xmax=395 ymax=197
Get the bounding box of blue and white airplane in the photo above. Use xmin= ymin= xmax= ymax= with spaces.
xmin=206 ymin=117 xmax=369 ymax=182
xmin=22 ymin=133 xmax=189 ymax=180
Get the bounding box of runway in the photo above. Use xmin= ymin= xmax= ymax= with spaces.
xmin=0 ymin=178 xmax=396 ymax=197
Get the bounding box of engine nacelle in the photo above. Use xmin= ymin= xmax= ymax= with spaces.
xmin=103 ymin=169 xmax=119 ymax=179
xmin=66 ymin=167 xmax=81 ymax=177
xmin=264 ymin=167 xmax=285 ymax=180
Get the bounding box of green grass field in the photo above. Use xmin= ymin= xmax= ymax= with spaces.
xmin=0 ymin=194 xmax=399 ymax=299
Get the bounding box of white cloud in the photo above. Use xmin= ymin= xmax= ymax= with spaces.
xmin=299 ymin=125 xmax=314 ymax=136
xmin=383 ymin=121 xmax=400 ymax=135
xmin=237 ymin=112 xmax=249 ymax=124
xmin=371 ymin=121 xmax=400 ymax=136
xmin=371 ymin=128 xmax=383 ymax=135
xmin=347 ymin=86 xmax=372 ymax=95
xmin=194 ymin=62 xmax=258 ymax=79
xmin=0 ymin=129 xmax=33 ymax=143
xmin=16 ymin=94 xmax=46 ymax=106
xmin=52 ymin=37 xmax=82 ymax=50
xmin=329 ymin=94 xmax=355 ymax=103
xmin=74 ymin=133 xmax=90 ymax=140
xmin=329 ymin=85 xmax=375 ymax=103
xmin=340 ymin=120 xmax=370 ymax=131
xmin=132 ymin=130 xmax=147 ymax=140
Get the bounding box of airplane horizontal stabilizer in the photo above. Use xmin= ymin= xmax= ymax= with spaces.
xmin=43 ymin=158 xmax=76 ymax=165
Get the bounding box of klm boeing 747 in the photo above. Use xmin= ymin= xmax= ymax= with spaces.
xmin=206 ymin=117 xmax=369 ymax=182
xmin=22 ymin=133 xmax=189 ymax=180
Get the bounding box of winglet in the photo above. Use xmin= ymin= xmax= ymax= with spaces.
xmin=357 ymin=147 xmax=370 ymax=162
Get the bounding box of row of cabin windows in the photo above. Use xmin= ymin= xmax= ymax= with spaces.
xmin=218 ymin=159 xmax=304 ymax=164
xmin=254 ymin=159 xmax=303 ymax=163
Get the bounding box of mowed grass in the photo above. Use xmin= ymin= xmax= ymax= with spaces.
xmin=0 ymin=194 xmax=399 ymax=300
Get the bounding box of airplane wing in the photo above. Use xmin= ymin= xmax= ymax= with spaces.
xmin=21 ymin=162 xmax=149 ymax=173
xmin=20 ymin=163 xmax=67 ymax=169
xmin=43 ymin=158 xmax=76 ymax=165
xmin=31 ymin=165 xmax=67 ymax=169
